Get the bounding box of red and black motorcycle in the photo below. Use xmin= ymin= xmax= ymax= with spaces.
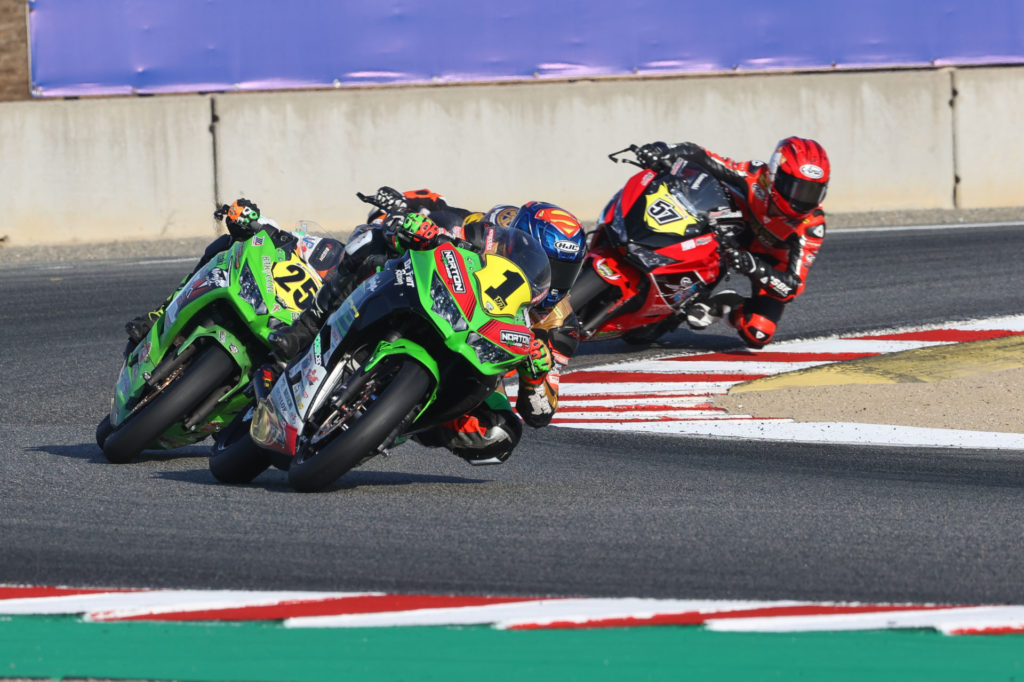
xmin=569 ymin=145 xmax=746 ymax=344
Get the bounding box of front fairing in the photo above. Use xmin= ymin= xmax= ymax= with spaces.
xmin=252 ymin=244 xmax=537 ymax=456
xmin=584 ymin=167 xmax=736 ymax=332
xmin=618 ymin=176 xmax=707 ymax=250
xmin=110 ymin=230 xmax=312 ymax=432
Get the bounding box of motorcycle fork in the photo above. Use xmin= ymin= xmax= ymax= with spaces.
xmin=581 ymin=276 xmax=651 ymax=335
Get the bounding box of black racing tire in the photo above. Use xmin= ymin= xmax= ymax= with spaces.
xmin=287 ymin=359 xmax=431 ymax=493
xmin=209 ymin=406 xmax=271 ymax=484
xmin=567 ymin=267 xmax=620 ymax=336
xmin=102 ymin=346 xmax=235 ymax=464
xmin=95 ymin=415 xmax=114 ymax=449
xmin=622 ymin=316 xmax=680 ymax=345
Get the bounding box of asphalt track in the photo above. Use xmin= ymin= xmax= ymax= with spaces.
xmin=3 ymin=223 xmax=1024 ymax=608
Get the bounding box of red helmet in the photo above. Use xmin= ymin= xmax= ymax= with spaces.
xmin=767 ymin=137 xmax=829 ymax=218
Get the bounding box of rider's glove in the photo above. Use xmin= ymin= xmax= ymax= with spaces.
xmin=219 ymin=198 xmax=262 ymax=241
xmin=725 ymin=248 xmax=761 ymax=277
xmin=635 ymin=141 xmax=671 ymax=170
xmin=393 ymin=213 xmax=442 ymax=252
xmin=519 ymin=338 xmax=552 ymax=385
xmin=374 ymin=186 xmax=409 ymax=217
xmin=669 ymin=141 xmax=702 ymax=160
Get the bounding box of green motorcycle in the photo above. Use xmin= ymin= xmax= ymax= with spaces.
xmin=97 ymin=222 xmax=330 ymax=463
xmin=212 ymin=214 xmax=551 ymax=492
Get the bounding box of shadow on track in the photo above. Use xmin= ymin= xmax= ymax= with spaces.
xmin=158 ymin=466 xmax=493 ymax=492
xmin=29 ymin=442 xmax=211 ymax=464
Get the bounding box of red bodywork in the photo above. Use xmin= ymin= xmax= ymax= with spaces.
xmin=580 ymin=168 xmax=729 ymax=341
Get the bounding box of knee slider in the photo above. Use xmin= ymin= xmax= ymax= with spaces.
xmin=447 ymin=409 xmax=523 ymax=465
xmin=730 ymin=305 xmax=776 ymax=349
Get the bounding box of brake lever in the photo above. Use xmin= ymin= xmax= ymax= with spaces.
xmin=608 ymin=145 xmax=643 ymax=168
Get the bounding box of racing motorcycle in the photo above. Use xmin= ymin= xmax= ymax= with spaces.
xmin=209 ymin=193 xmax=551 ymax=492
xmin=569 ymin=145 xmax=747 ymax=344
xmin=96 ymin=221 xmax=330 ymax=463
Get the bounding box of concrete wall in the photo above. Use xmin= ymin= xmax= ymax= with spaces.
xmin=953 ymin=67 xmax=1024 ymax=209
xmin=0 ymin=65 xmax=1015 ymax=246
xmin=0 ymin=96 xmax=217 ymax=243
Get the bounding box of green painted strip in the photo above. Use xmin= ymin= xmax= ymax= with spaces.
xmin=2 ymin=616 xmax=1024 ymax=681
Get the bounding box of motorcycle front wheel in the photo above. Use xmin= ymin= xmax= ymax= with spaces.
xmin=102 ymin=346 xmax=235 ymax=464
xmin=209 ymin=406 xmax=272 ymax=483
xmin=287 ymin=358 xmax=431 ymax=493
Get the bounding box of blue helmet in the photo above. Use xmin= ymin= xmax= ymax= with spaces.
xmin=498 ymin=201 xmax=586 ymax=310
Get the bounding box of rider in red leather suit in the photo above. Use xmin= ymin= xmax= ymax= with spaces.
xmin=636 ymin=136 xmax=830 ymax=348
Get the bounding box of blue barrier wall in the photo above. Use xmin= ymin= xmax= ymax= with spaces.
xmin=28 ymin=0 xmax=1024 ymax=97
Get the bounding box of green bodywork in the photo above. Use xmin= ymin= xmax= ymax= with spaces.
xmin=110 ymin=232 xmax=307 ymax=448
xmin=334 ymin=244 xmax=532 ymax=425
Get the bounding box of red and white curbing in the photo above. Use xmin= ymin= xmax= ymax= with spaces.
xmin=1 ymin=585 xmax=1022 ymax=635
xmin=548 ymin=315 xmax=1024 ymax=449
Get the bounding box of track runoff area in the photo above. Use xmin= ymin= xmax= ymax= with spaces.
xmin=545 ymin=313 xmax=1024 ymax=450
xmin=4 ymin=315 xmax=1024 ymax=679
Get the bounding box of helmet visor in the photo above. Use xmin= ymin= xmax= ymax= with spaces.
xmin=774 ymin=169 xmax=827 ymax=215
xmin=551 ymin=257 xmax=584 ymax=294
xmin=488 ymin=227 xmax=552 ymax=307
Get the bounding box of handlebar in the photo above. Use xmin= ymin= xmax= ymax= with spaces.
xmin=355 ymin=191 xmax=378 ymax=207
xmin=608 ymin=145 xmax=643 ymax=167
xmin=358 ymin=189 xmax=474 ymax=252
xmin=710 ymin=217 xmax=745 ymax=250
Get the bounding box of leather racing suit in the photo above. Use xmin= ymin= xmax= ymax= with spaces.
xmin=663 ymin=144 xmax=826 ymax=348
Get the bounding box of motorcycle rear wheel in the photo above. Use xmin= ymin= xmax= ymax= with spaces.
xmin=102 ymin=346 xmax=235 ymax=464
xmin=287 ymin=358 xmax=431 ymax=493
xmin=209 ymin=406 xmax=271 ymax=484
xmin=622 ymin=316 xmax=681 ymax=345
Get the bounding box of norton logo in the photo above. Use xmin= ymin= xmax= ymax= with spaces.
xmin=800 ymin=164 xmax=824 ymax=179
xmin=554 ymin=240 xmax=580 ymax=253
xmin=536 ymin=208 xmax=582 ymax=238
xmin=441 ymin=250 xmax=466 ymax=293
xmin=500 ymin=329 xmax=531 ymax=349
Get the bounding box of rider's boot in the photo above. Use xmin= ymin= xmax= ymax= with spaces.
xmin=124 ymin=303 xmax=168 ymax=345
xmin=125 ymin=311 xmax=160 ymax=344
xmin=685 ymin=289 xmax=742 ymax=330
xmin=685 ymin=301 xmax=715 ymax=330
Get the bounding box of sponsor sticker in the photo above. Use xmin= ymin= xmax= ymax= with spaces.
xmin=500 ymin=329 xmax=532 ymax=349
xmin=800 ymin=164 xmax=824 ymax=179
xmin=595 ymin=258 xmax=621 ymax=280
xmin=554 ymin=240 xmax=580 ymax=253
xmin=441 ymin=250 xmax=466 ymax=293
xmin=768 ymin=276 xmax=792 ymax=296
